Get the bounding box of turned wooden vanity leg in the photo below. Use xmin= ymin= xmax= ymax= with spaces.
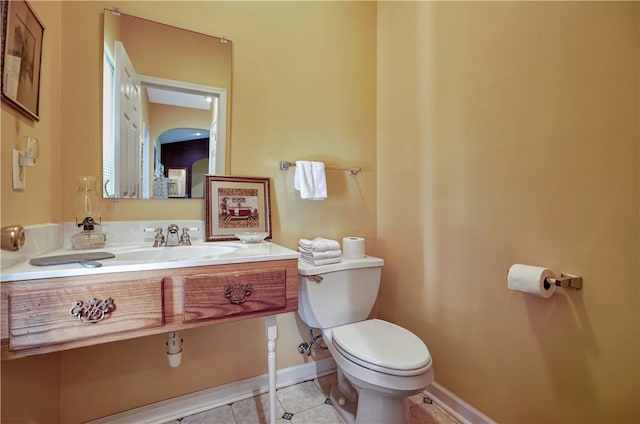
xmin=265 ymin=315 xmax=277 ymax=424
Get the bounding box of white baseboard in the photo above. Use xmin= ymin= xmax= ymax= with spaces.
xmin=87 ymin=357 xmax=337 ymax=424
xmin=425 ymin=382 xmax=496 ymax=424
xmin=89 ymin=357 xmax=494 ymax=424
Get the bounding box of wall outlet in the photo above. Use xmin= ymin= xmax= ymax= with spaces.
xmin=12 ymin=149 xmax=25 ymax=190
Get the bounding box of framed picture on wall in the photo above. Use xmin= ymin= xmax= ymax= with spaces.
xmin=204 ymin=175 xmax=272 ymax=242
xmin=1 ymin=0 xmax=44 ymax=121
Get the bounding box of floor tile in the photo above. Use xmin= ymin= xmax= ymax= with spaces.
xmin=175 ymin=374 xmax=462 ymax=424
xmin=409 ymin=393 xmax=426 ymax=407
xmin=290 ymin=403 xmax=346 ymax=424
xmin=231 ymin=392 xmax=286 ymax=424
xmin=276 ymin=380 xmax=327 ymax=414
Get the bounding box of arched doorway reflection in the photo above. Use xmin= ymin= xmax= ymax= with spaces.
xmin=159 ymin=128 xmax=209 ymax=198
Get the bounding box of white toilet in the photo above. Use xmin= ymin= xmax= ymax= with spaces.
xmin=297 ymin=256 xmax=434 ymax=424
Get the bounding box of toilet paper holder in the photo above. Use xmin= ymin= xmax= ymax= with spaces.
xmin=545 ymin=273 xmax=583 ymax=290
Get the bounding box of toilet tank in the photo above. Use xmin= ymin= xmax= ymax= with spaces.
xmin=297 ymin=256 xmax=384 ymax=329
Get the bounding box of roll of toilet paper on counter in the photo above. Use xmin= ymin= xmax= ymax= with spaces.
xmin=342 ymin=237 xmax=365 ymax=259
xmin=507 ymin=264 xmax=556 ymax=298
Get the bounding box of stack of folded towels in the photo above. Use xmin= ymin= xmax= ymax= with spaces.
xmin=298 ymin=237 xmax=342 ymax=266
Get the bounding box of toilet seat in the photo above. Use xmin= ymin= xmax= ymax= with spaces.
xmin=331 ymin=319 xmax=431 ymax=377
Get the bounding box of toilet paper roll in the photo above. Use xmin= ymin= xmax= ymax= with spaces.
xmin=342 ymin=237 xmax=365 ymax=259
xmin=507 ymin=264 xmax=555 ymax=298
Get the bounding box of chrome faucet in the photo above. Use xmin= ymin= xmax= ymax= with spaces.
xmin=147 ymin=225 xmax=196 ymax=247
xmin=165 ymin=224 xmax=180 ymax=247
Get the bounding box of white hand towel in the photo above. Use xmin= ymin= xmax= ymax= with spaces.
xmin=299 ymin=237 xmax=341 ymax=252
xmin=299 ymin=248 xmax=342 ymax=260
xmin=300 ymin=256 xmax=342 ymax=266
xmin=294 ymin=161 xmax=327 ymax=200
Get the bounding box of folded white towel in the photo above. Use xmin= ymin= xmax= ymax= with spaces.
xmin=294 ymin=161 xmax=327 ymax=200
xmin=299 ymin=248 xmax=342 ymax=260
xmin=300 ymin=256 xmax=342 ymax=266
xmin=299 ymin=237 xmax=341 ymax=252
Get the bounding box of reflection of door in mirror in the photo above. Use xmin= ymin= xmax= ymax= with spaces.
xmin=113 ymin=41 xmax=142 ymax=198
xmin=102 ymin=10 xmax=231 ymax=199
xmin=167 ymin=168 xmax=188 ymax=198
xmin=191 ymin=158 xmax=208 ymax=198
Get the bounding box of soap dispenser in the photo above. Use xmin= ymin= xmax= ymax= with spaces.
xmin=71 ymin=176 xmax=106 ymax=249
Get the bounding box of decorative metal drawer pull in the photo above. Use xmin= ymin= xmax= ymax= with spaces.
xmin=223 ymin=284 xmax=252 ymax=304
xmin=69 ymin=298 xmax=116 ymax=323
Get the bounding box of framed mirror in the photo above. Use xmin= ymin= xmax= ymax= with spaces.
xmin=102 ymin=10 xmax=232 ymax=199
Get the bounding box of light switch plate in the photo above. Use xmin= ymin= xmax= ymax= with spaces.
xmin=12 ymin=149 xmax=25 ymax=190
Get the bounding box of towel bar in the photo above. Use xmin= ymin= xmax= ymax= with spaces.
xmin=279 ymin=161 xmax=361 ymax=175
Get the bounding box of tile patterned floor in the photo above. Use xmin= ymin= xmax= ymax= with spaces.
xmin=174 ymin=373 xmax=460 ymax=424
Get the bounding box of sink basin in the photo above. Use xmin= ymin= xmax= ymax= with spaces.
xmin=112 ymin=245 xmax=237 ymax=262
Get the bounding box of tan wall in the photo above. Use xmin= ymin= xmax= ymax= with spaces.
xmin=1 ymin=353 xmax=61 ymax=423
xmin=2 ymin=1 xmax=377 ymax=423
xmin=1 ymin=1 xmax=62 ymax=226
xmin=377 ymin=2 xmax=639 ymax=423
xmin=1 ymin=4 xmax=64 ymax=421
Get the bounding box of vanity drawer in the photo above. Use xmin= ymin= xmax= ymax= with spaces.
xmin=8 ymin=278 xmax=164 ymax=351
xmin=183 ymin=268 xmax=286 ymax=323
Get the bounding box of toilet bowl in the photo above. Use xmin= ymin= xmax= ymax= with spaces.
xmin=323 ymin=320 xmax=434 ymax=423
xmin=297 ymin=257 xmax=434 ymax=424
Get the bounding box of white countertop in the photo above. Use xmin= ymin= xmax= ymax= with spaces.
xmin=1 ymin=242 xmax=300 ymax=283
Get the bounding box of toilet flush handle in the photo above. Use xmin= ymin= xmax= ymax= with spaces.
xmin=309 ymin=275 xmax=323 ymax=283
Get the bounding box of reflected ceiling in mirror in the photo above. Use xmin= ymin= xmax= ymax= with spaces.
xmin=102 ymin=10 xmax=232 ymax=199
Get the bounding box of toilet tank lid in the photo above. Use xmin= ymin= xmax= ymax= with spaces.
xmin=298 ymin=256 xmax=384 ymax=276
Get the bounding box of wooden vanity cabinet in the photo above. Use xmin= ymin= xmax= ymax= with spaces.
xmin=1 ymin=258 xmax=298 ymax=360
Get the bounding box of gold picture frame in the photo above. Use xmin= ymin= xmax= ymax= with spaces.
xmin=1 ymin=0 xmax=44 ymax=121
xmin=204 ymin=175 xmax=272 ymax=242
